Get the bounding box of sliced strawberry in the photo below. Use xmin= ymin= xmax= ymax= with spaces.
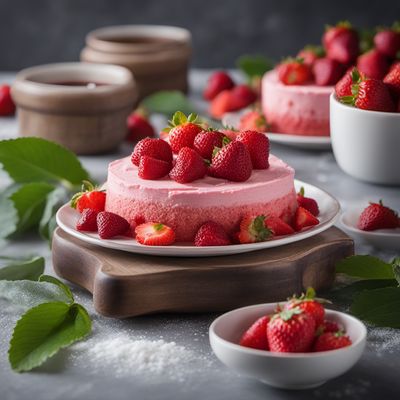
xmin=238 ymin=215 xmax=272 ymax=244
xmin=296 ymin=187 xmax=319 ymax=217
xmin=169 ymin=147 xmax=207 ymax=183
xmin=194 ymin=221 xmax=231 ymax=246
xmin=76 ymin=208 xmax=99 ymax=232
xmin=97 ymin=211 xmax=130 ymax=239
xmin=236 ymin=130 xmax=270 ymax=169
xmin=292 ymin=207 xmax=319 ymax=232
xmin=131 ymin=137 xmax=173 ymax=166
xmin=264 ymin=216 xmax=294 ymax=236
xmin=239 ymin=315 xmax=270 ymax=350
xmin=193 ymin=130 xmax=226 ymax=160
xmin=70 ymin=181 xmax=106 ymax=213
xmin=135 ymin=222 xmax=176 ymax=246
xmin=138 ymin=156 xmax=171 ymax=180
xmin=203 ymin=71 xmax=235 ymax=101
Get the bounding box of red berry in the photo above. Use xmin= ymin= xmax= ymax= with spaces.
xmin=97 ymin=211 xmax=130 ymax=239
xmin=335 ymin=67 xmax=362 ymax=98
xmin=297 ymin=45 xmax=324 ymax=67
xmin=209 ymin=90 xmax=235 ymax=119
xmin=0 ymin=85 xmax=16 ymax=116
xmin=383 ymin=62 xmax=400 ymax=98
xmin=264 ymin=216 xmax=294 ymax=236
xmin=238 ymin=215 xmax=272 ymax=244
xmin=203 ymin=71 xmax=235 ymax=101
xmin=358 ymin=201 xmax=399 ymax=231
xmin=353 ymin=78 xmax=395 ymax=112
xmin=238 ymin=110 xmax=269 ymax=133
xmin=292 ymin=207 xmax=319 ymax=231
xmin=209 ymin=141 xmax=252 ymax=182
xmin=76 ymin=208 xmax=99 ymax=232
xmin=239 ymin=315 xmax=270 ymax=350
xmin=138 ymin=156 xmax=171 ymax=180
xmin=131 ymin=138 xmax=173 ymax=166
xmin=236 ymin=130 xmax=270 ymax=169
xmin=229 ymin=85 xmax=257 ymax=109
xmin=313 ymin=331 xmax=352 ymax=352
xmin=169 ymin=147 xmax=207 ymax=184
xmin=194 ymin=221 xmax=231 ymax=246
xmin=135 ymin=222 xmax=176 ymax=246
xmin=312 ymin=57 xmax=343 ymax=86
xmin=193 ymin=130 xmax=225 ymax=160
xmin=374 ymin=29 xmax=400 ymax=59
xmin=70 ymin=181 xmax=106 ymax=213
xmin=317 ymin=320 xmax=341 ymax=335
xmin=277 ymin=59 xmax=311 ymax=85
xmin=126 ymin=111 xmax=155 ymax=142
xmin=296 ymin=187 xmax=319 ymax=217
xmin=267 ymin=308 xmax=316 ymax=353
xmin=357 ymin=49 xmax=389 ymax=80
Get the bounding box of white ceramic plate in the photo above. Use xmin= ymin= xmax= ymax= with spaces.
xmin=56 ymin=180 xmax=340 ymax=257
xmin=222 ymin=110 xmax=331 ymax=150
xmin=340 ymin=207 xmax=400 ymax=251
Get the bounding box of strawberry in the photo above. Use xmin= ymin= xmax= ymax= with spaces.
xmin=238 ymin=215 xmax=272 ymax=244
xmin=203 ymin=71 xmax=235 ymax=101
xmin=209 ymin=141 xmax=252 ymax=182
xmin=193 ymin=130 xmax=226 ymax=160
xmin=169 ymin=147 xmax=207 ymax=183
xmin=335 ymin=68 xmax=362 ymax=98
xmin=313 ymin=331 xmax=352 ymax=352
xmin=135 ymin=222 xmax=176 ymax=246
xmin=297 ymin=45 xmax=325 ymax=67
xmin=164 ymin=111 xmax=203 ymax=154
xmin=229 ymin=85 xmax=257 ymax=109
xmin=323 ymin=22 xmax=359 ymax=64
xmin=238 ymin=110 xmax=269 ymax=132
xmin=70 ymin=181 xmax=106 ymax=213
xmin=312 ymin=57 xmax=343 ymax=86
xmin=276 ymin=58 xmax=311 ymax=85
xmin=285 ymin=288 xmax=325 ymax=326
xmin=296 ymin=187 xmax=319 ymax=217
xmin=239 ymin=316 xmax=270 ymax=350
xmin=194 ymin=221 xmax=231 ymax=246
xmin=131 ymin=138 xmax=173 ymax=166
xmin=220 ymin=127 xmax=239 ymax=141
xmin=76 ymin=208 xmax=99 ymax=232
xmin=316 ymin=320 xmax=341 ymax=335
xmin=97 ymin=211 xmax=130 ymax=239
xmin=383 ymin=62 xmax=400 ymax=98
xmin=292 ymin=207 xmax=319 ymax=231
xmin=374 ymin=29 xmax=400 ymax=59
xmin=126 ymin=110 xmax=155 ymax=142
xmin=357 ymin=49 xmax=389 ymax=80
xmin=236 ymin=130 xmax=269 ymax=169
xmin=0 ymin=85 xmax=15 ymax=116
xmin=357 ymin=200 xmax=399 ymax=231
xmin=138 ymin=155 xmax=171 ymax=180
xmin=267 ymin=308 xmax=316 ymax=353
xmin=209 ymin=90 xmax=235 ymax=119
xmin=264 ymin=216 xmax=294 ymax=236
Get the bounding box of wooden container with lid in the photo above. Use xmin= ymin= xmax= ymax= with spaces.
xmin=80 ymin=25 xmax=191 ymax=99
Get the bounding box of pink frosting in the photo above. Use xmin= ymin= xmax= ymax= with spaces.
xmin=107 ymin=154 xmax=295 ymax=208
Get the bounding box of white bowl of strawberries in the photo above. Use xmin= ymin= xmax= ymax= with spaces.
xmin=209 ymin=292 xmax=366 ymax=390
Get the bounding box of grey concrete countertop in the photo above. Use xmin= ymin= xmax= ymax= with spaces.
xmin=0 ymin=71 xmax=399 ymax=400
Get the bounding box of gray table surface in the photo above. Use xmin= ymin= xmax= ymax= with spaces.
xmin=0 ymin=70 xmax=399 ymax=400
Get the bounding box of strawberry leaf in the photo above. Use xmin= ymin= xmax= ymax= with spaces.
xmin=38 ymin=275 xmax=74 ymax=303
xmin=0 ymin=256 xmax=45 ymax=281
xmin=141 ymin=91 xmax=195 ymax=116
xmin=336 ymin=255 xmax=394 ymax=280
xmin=0 ymin=195 xmax=18 ymax=239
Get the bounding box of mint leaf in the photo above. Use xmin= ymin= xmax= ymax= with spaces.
xmin=351 ymin=287 xmax=400 ymax=328
xmin=237 ymin=55 xmax=274 ymax=79
xmin=0 ymin=256 xmax=45 ymax=281
xmin=39 ymin=275 xmax=74 ymax=303
xmin=8 ymin=302 xmax=91 ymax=372
xmin=141 ymin=91 xmax=195 ymax=116
xmin=0 ymin=195 xmax=18 ymax=239
xmin=0 ymin=138 xmax=90 ymax=188
xmin=336 ymin=255 xmax=394 ymax=280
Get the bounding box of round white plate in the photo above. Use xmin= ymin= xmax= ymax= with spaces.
xmin=222 ymin=110 xmax=332 ymax=151
xmin=56 ymin=180 xmax=340 ymax=257
xmin=340 ymin=208 xmax=400 ymax=251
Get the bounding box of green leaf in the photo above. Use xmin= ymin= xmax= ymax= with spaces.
xmin=0 ymin=194 xmax=18 ymax=239
xmin=351 ymin=287 xmax=400 ymax=328
xmin=141 ymin=91 xmax=195 ymax=116
xmin=237 ymin=55 xmax=274 ymax=79
xmin=0 ymin=138 xmax=90 ymax=188
xmin=39 ymin=275 xmax=74 ymax=303
xmin=0 ymin=256 xmax=45 ymax=281
xmin=6 ymin=182 xmax=55 ymax=235
xmin=8 ymin=302 xmax=91 ymax=372
xmin=336 ymin=255 xmax=394 ymax=280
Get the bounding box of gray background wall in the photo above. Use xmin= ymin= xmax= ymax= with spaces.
xmin=0 ymin=0 xmax=399 ymax=70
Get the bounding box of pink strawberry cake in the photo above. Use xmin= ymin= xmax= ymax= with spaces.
xmin=262 ymin=71 xmax=333 ymax=136
xmin=105 ymin=154 xmax=297 ymax=242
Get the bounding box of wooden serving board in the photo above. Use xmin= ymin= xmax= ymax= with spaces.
xmin=52 ymin=227 xmax=353 ymax=318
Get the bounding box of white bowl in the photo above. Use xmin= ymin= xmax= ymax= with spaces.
xmin=330 ymin=94 xmax=400 ymax=185
xmin=340 ymin=207 xmax=400 ymax=251
xmin=209 ymin=303 xmax=366 ymax=390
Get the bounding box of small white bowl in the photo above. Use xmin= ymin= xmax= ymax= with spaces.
xmin=340 ymin=207 xmax=400 ymax=251
xmin=209 ymin=303 xmax=366 ymax=390
xmin=330 ymin=94 xmax=400 ymax=185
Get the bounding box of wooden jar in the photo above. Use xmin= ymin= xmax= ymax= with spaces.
xmin=11 ymin=63 xmax=137 ymax=155
xmin=80 ymin=25 xmax=192 ymax=99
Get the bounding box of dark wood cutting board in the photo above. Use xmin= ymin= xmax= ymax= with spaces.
xmin=52 ymin=227 xmax=353 ymax=318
